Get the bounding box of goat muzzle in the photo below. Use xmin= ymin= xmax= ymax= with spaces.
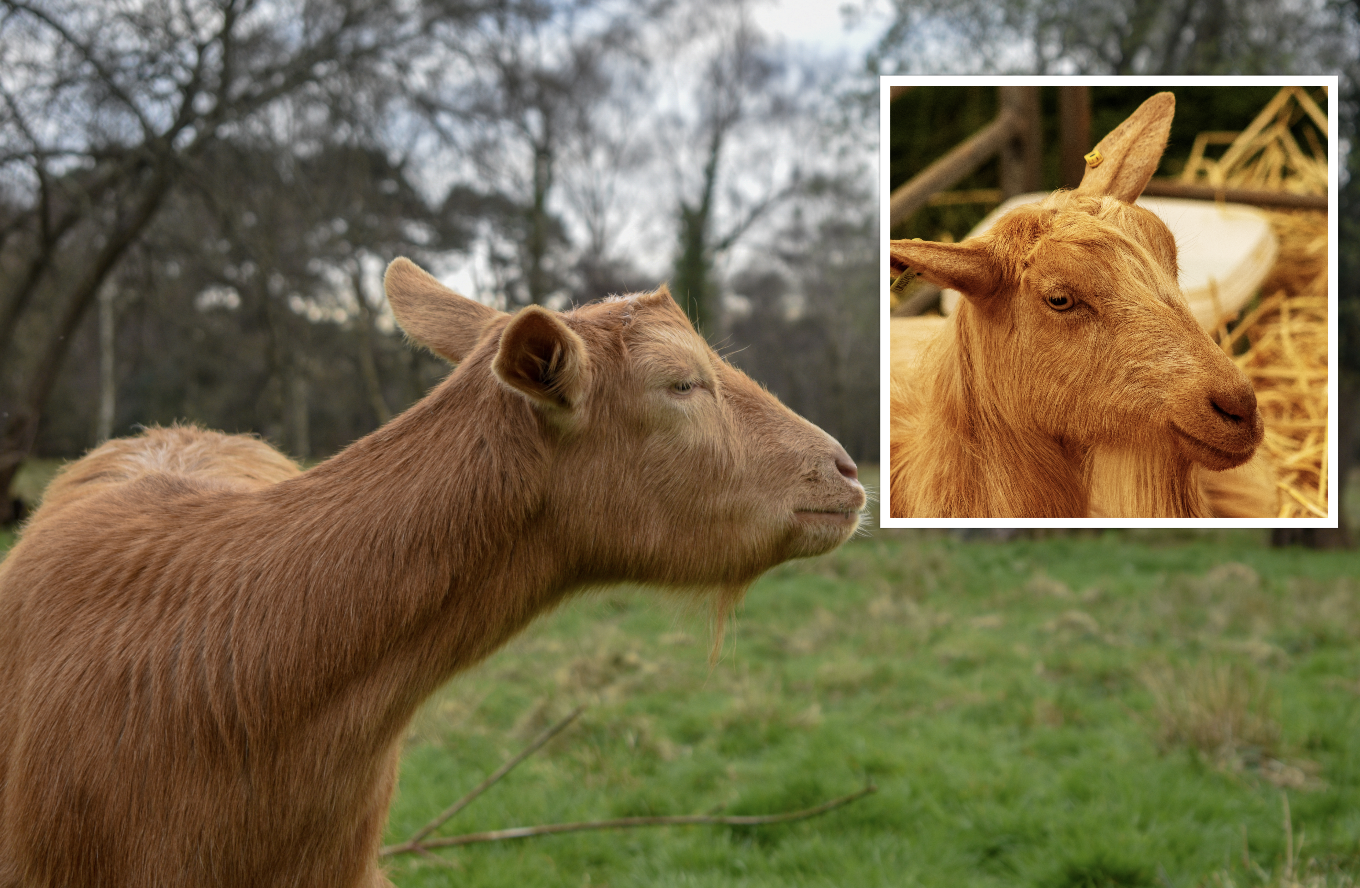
xmin=1172 ymin=378 xmax=1264 ymax=470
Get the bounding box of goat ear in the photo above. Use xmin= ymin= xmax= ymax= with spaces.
xmin=637 ymin=282 xmax=684 ymax=313
xmin=384 ymin=258 xmax=506 ymax=363
xmin=888 ymin=239 xmax=1004 ymax=300
xmin=1074 ymin=92 xmax=1174 ymax=203
xmin=493 ymin=306 xmax=590 ymax=410
xmin=646 ymin=283 xmax=675 ymax=305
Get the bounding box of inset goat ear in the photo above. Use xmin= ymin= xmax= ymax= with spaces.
xmin=888 ymin=238 xmax=1005 ymax=300
xmin=385 ymin=258 xmax=506 ymax=364
xmin=493 ymin=306 xmax=590 ymax=410
xmin=1075 ymin=92 xmax=1175 ymax=203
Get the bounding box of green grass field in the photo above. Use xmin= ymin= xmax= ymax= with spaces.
xmin=375 ymin=522 xmax=1359 ymax=888
xmin=3 ymin=467 xmax=1358 ymax=887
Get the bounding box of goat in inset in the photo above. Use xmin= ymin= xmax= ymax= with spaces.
xmin=0 ymin=260 xmax=865 ymax=888
xmin=888 ymin=93 xmax=1265 ymax=518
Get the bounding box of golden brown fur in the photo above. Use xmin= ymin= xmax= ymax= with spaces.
xmin=0 ymin=259 xmax=864 ymax=888
xmin=888 ymin=93 xmax=1266 ymax=518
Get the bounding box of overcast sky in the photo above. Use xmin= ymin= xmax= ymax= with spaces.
xmin=754 ymin=0 xmax=886 ymax=61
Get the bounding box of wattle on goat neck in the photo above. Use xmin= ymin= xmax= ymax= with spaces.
xmin=887 ymin=91 xmax=1266 ymax=518
xmin=0 ymin=259 xmax=864 ymax=888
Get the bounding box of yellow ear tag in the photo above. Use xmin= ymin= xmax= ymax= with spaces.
xmin=1084 ymin=148 xmax=1103 ymax=168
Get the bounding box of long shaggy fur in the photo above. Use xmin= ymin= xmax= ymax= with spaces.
xmin=0 ymin=261 xmax=864 ymax=888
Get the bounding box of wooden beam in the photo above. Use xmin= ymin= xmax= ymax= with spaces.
xmin=1141 ymin=180 xmax=1327 ymax=210
xmin=889 ymin=109 xmax=1022 ymax=227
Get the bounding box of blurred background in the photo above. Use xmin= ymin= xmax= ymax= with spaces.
xmin=0 ymin=0 xmax=886 ymax=513
xmin=0 ymin=0 xmax=1357 ymax=529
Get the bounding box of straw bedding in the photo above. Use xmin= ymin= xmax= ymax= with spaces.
xmin=1192 ymin=87 xmax=1330 ymax=519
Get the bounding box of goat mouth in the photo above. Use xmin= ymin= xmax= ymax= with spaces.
xmin=793 ymin=509 xmax=861 ymax=525
xmin=1170 ymin=423 xmax=1256 ymax=469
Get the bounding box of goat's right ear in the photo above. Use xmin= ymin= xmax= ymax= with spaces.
xmin=889 ymin=238 xmax=1005 ymax=300
xmin=384 ymin=258 xmax=506 ymax=363
xmin=492 ymin=306 xmax=590 ymax=411
xmin=1074 ymin=92 xmax=1174 ymax=203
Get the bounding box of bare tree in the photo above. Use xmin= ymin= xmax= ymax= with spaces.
xmin=668 ymin=4 xmax=801 ymax=337
xmin=421 ymin=0 xmax=661 ymax=308
xmin=0 ymin=0 xmax=423 ymax=511
xmin=868 ymin=0 xmax=1355 ymax=76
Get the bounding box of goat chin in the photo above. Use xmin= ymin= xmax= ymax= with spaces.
xmin=1086 ymin=443 xmax=1278 ymax=518
xmin=1197 ymin=452 xmax=1280 ymax=518
xmin=1086 ymin=443 xmax=1209 ymax=518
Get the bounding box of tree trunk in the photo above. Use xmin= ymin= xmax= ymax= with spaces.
xmin=97 ymin=283 xmax=116 ymax=443
xmin=673 ymin=126 xmax=723 ymax=337
xmin=0 ymin=165 xmax=174 ymax=512
xmin=288 ymin=369 xmax=310 ymax=461
xmin=351 ymin=266 xmax=391 ymax=426
xmin=526 ymin=136 xmax=555 ymax=306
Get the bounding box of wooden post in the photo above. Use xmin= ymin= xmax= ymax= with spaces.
xmin=1059 ymin=85 xmax=1091 ymax=189
xmin=999 ymin=86 xmax=1041 ymax=196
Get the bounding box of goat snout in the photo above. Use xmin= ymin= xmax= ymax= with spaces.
xmin=799 ymin=437 xmax=865 ymax=509
xmin=1172 ymin=377 xmax=1264 ymax=471
xmin=833 ymin=444 xmax=859 ymax=482
xmin=1209 ymin=382 xmax=1257 ymax=427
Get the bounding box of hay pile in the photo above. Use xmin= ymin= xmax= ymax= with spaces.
xmin=1201 ymin=88 xmax=1330 ymax=518
xmin=1181 ymin=86 xmax=1328 ymax=195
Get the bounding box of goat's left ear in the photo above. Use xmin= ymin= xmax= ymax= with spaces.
xmin=1075 ymin=92 xmax=1174 ymax=203
xmin=385 ymin=258 xmax=507 ymax=364
xmin=493 ymin=306 xmax=590 ymax=410
xmin=888 ymin=238 xmax=1005 ymax=300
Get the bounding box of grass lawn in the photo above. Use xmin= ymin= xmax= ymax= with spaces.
xmin=376 ymin=483 xmax=1360 ymax=887
xmin=3 ymin=467 xmax=1358 ymax=887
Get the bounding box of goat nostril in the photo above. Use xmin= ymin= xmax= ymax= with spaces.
xmin=836 ymin=456 xmax=859 ymax=482
xmin=1210 ymin=385 xmax=1257 ymax=426
xmin=1211 ymin=399 xmax=1243 ymax=424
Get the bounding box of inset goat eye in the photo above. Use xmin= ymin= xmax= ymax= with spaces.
xmin=671 ymin=380 xmax=695 ymax=393
xmin=1046 ymin=293 xmax=1075 ymax=311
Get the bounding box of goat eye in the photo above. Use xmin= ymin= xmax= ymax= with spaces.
xmin=670 ymin=380 xmax=695 ymax=394
xmin=1046 ymin=293 xmax=1074 ymax=311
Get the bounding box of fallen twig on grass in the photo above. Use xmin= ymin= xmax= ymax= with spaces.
xmin=382 ymin=705 xmax=586 ymax=855
xmin=384 ymin=783 xmax=877 ymax=856
xmin=380 ymin=703 xmax=877 ymax=859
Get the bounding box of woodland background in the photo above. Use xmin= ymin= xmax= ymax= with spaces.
xmin=1 ymin=0 xmax=1358 ymax=532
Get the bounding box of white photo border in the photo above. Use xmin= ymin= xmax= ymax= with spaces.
xmin=878 ymin=75 xmax=1340 ymax=530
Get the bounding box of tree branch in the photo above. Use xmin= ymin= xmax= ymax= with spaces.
xmin=2 ymin=0 xmax=157 ymax=140
xmin=378 ymin=703 xmax=876 ymax=862
xmin=383 ymin=783 xmax=878 ymax=856
xmin=396 ymin=705 xmax=585 ymax=852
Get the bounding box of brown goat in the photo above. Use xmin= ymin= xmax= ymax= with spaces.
xmin=0 ymin=260 xmax=865 ymax=888
xmin=888 ymin=93 xmax=1265 ymax=518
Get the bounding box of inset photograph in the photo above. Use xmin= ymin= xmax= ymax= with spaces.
xmin=880 ymin=80 xmax=1337 ymax=526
